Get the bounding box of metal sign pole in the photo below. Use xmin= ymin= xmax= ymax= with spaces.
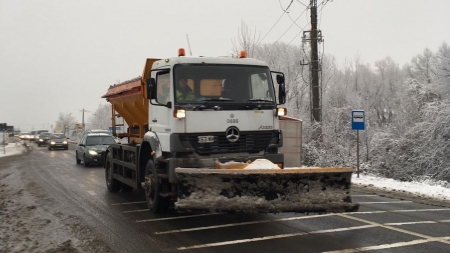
xmin=356 ymin=130 xmax=360 ymax=178
xmin=3 ymin=131 xmax=5 ymax=154
xmin=352 ymin=110 xmax=365 ymax=178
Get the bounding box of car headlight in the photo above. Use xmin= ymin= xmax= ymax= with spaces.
xmin=63 ymin=141 xmax=68 ymax=144
xmin=50 ymin=141 xmax=55 ymax=145
xmin=88 ymin=150 xmax=98 ymax=155
xmin=39 ymin=139 xmax=43 ymax=141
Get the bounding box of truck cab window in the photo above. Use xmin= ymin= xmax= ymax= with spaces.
xmin=156 ymin=73 xmax=170 ymax=104
xmin=250 ymin=73 xmax=272 ymax=101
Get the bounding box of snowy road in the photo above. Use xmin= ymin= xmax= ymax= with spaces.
xmin=1 ymin=144 xmax=450 ymax=253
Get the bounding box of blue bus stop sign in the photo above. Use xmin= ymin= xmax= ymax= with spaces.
xmin=352 ymin=110 xmax=365 ymax=130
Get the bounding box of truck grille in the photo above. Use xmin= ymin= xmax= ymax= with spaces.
xmin=180 ymin=131 xmax=276 ymax=155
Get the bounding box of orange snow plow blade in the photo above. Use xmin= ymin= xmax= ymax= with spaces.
xmin=175 ymin=166 xmax=359 ymax=213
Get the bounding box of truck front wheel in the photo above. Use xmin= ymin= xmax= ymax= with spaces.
xmin=144 ymin=160 xmax=168 ymax=213
xmin=105 ymin=153 xmax=121 ymax=192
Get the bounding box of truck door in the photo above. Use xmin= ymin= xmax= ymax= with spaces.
xmin=149 ymin=71 xmax=171 ymax=150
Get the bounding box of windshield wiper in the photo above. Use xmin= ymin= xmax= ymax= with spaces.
xmin=243 ymin=98 xmax=275 ymax=109
xmin=192 ymin=98 xmax=234 ymax=111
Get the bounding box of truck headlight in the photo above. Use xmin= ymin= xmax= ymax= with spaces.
xmin=173 ymin=109 xmax=186 ymax=119
xmin=89 ymin=150 xmax=98 ymax=155
xmin=276 ymin=107 xmax=287 ymax=116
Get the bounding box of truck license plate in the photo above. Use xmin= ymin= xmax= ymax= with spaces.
xmin=198 ymin=136 xmax=214 ymax=143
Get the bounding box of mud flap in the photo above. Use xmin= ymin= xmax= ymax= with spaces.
xmin=175 ymin=167 xmax=359 ymax=213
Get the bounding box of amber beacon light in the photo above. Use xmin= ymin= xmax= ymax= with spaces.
xmin=178 ymin=48 xmax=186 ymax=57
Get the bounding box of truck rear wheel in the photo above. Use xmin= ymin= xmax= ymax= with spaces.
xmin=105 ymin=153 xmax=121 ymax=192
xmin=144 ymin=160 xmax=168 ymax=213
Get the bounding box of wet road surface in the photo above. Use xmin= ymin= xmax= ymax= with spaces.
xmin=15 ymin=144 xmax=450 ymax=252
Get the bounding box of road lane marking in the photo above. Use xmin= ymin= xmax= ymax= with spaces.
xmin=157 ymin=208 xmax=450 ymax=234
xmin=392 ymin=208 xmax=450 ymax=213
xmin=351 ymin=195 xmax=378 ymax=197
xmin=358 ymin=201 xmax=412 ymax=204
xmin=87 ymin=191 xmax=97 ymax=196
xmin=322 ymin=237 xmax=450 ymax=253
xmin=176 ymin=225 xmax=375 ymax=250
xmin=156 ymin=213 xmax=336 ymax=234
xmin=339 ymin=214 xmax=450 ymax=246
xmin=345 ymin=208 xmax=450 ymax=215
xmin=111 ymin=201 xmax=147 ymax=206
xmin=136 ymin=213 xmax=222 ymax=223
xmin=439 ymin=220 xmax=450 ymax=222
xmin=384 ymin=221 xmax=437 ymax=226
xmin=123 ymin=209 xmax=149 ymax=213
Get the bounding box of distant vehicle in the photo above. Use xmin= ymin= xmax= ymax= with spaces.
xmin=80 ymin=129 xmax=113 ymax=139
xmin=34 ymin=130 xmax=49 ymax=143
xmin=37 ymin=132 xmax=51 ymax=147
xmin=75 ymin=133 xmax=116 ymax=167
xmin=19 ymin=132 xmax=31 ymax=140
xmin=29 ymin=130 xmax=37 ymax=142
xmin=48 ymin=133 xmax=68 ymax=150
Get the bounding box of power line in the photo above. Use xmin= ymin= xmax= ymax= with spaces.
xmin=259 ymin=0 xmax=293 ymax=43
xmin=296 ymin=0 xmax=309 ymax=8
xmin=288 ymin=21 xmax=311 ymax=45
xmin=318 ymin=0 xmax=330 ymax=29
xmin=275 ymin=4 xmax=310 ymax=43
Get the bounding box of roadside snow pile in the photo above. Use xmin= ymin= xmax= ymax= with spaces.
xmin=0 ymin=142 xmax=27 ymax=158
xmin=353 ymin=173 xmax=450 ymax=201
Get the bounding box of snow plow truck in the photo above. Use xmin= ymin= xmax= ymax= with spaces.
xmin=101 ymin=49 xmax=359 ymax=213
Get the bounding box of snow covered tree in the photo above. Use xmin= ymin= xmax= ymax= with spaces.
xmin=55 ymin=112 xmax=76 ymax=135
xmin=88 ymin=103 xmax=112 ymax=130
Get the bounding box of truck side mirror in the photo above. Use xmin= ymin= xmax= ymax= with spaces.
xmin=278 ymin=83 xmax=286 ymax=104
xmin=276 ymin=74 xmax=285 ymax=85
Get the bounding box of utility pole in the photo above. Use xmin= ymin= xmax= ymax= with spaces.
xmin=80 ymin=108 xmax=89 ymax=130
xmin=310 ymin=0 xmax=321 ymax=123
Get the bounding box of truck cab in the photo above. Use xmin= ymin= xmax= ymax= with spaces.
xmin=145 ymin=50 xmax=286 ymax=182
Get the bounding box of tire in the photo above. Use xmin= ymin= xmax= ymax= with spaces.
xmin=83 ymin=153 xmax=90 ymax=167
xmin=144 ymin=160 xmax=169 ymax=213
xmin=105 ymin=152 xmax=121 ymax=192
xmin=48 ymin=147 xmax=51 ymax=150
xmin=76 ymin=151 xmax=81 ymax=164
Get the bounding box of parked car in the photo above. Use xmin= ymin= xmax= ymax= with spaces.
xmin=37 ymin=132 xmax=51 ymax=146
xmin=48 ymin=133 xmax=69 ymax=150
xmin=75 ymin=133 xmax=116 ymax=167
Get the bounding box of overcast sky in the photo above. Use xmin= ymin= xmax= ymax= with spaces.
xmin=1 ymin=0 xmax=449 ymax=132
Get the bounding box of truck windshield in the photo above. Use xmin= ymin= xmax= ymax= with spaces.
xmin=173 ymin=64 xmax=276 ymax=107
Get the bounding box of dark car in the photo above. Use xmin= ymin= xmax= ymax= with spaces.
xmin=37 ymin=132 xmax=51 ymax=146
xmin=48 ymin=133 xmax=69 ymax=150
xmin=34 ymin=129 xmax=49 ymax=143
xmin=76 ymin=133 xmax=116 ymax=167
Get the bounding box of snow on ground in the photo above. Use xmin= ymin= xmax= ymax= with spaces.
xmin=0 ymin=141 xmax=27 ymax=158
xmin=353 ymin=173 xmax=449 ymax=202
